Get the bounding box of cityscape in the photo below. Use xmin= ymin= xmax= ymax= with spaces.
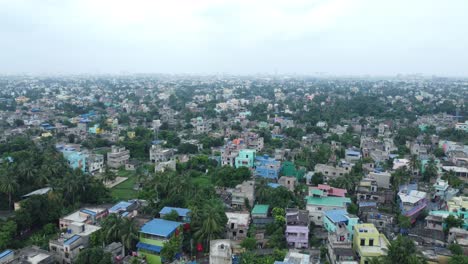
xmin=0 ymin=1 xmax=468 ymax=264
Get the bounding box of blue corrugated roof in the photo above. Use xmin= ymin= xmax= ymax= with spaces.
xmin=109 ymin=201 xmax=133 ymax=213
xmin=64 ymin=235 xmax=81 ymax=245
xmin=0 ymin=250 xmax=13 ymax=260
xmin=80 ymin=209 xmax=97 ymax=216
xmin=324 ymin=209 xmax=348 ymax=223
xmin=136 ymin=242 xmax=162 ymax=253
xmin=159 ymin=207 xmax=191 ymax=217
xmin=140 ymin=219 xmax=182 ymax=238
xmin=358 ymin=201 xmax=377 ymax=208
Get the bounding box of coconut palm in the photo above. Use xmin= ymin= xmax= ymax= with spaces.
xmin=0 ymin=171 xmax=19 ymax=210
xmin=192 ymin=199 xmax=227 ymax=250
xmin=103 ymin=214 xmax=138 ymax=256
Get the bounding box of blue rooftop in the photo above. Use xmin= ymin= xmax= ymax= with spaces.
xmin=136 ymin=242 xmax=162 ymax=253
xmin=109 ymin=201 xmax=133 ymax=213
xmin=140 ymin=219 xmax=182 ymax=238
xmin=268 ymin=183 xmax=281 ymax=188
xmin=0 ymin=250 xmax=13 ymax=260
xmin=64 ymin=235 xmax=81 ymax=245
xmin=159 ymin=207 xmax=191 ymax=217
xmin=324 ymin=209 xmax=348 ymax=223
xmin=80 ymin=209 xmax=97 ymax=216
xmin=358 ymin=201 xmax=377 ymax=208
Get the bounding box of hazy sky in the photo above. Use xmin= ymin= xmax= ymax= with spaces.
xmin=1 ymin=0 xmax=467 ymax=76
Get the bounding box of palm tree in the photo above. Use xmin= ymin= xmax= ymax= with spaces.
xmin=193 ymin=199 xmax=227 ymax=249
xmin=103 ymin=214 xmax=138 ymax=256
xmin=0 ymin=171 xmax=19 ymax=210
xmin=409 ymin=154 xmax=420 ymax=177
xmin=120 ymin=218 xmax=139 ymax=255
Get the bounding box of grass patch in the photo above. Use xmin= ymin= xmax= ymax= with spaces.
xmin=111 ymin=171 xmax=138 ymax=200
xmin=191 ymin=175 xmax=213 ymax=187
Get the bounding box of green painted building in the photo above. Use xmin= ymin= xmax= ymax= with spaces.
xmin=137 ymin=219 xmax=183 ymax=264
xmin=235 ymin=149 xmax=256 ymax=168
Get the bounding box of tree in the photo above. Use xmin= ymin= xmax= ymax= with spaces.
xmin=0 ymin=172 xmax=18 ymax=210
xmin=444 ymin=215 xmax=463 ymax=233
xmin=102 ymin=214 xmax=138 ymax=255
xmin=162 ymin=210 xmax=180 ymax=221
xmin=191 ymin=199 xmax=228 ymax=251
xmin=409 ymin=154 xmax=420 ymax=176
xmin=386 ymin=235 xmax=426 ymax=264
xmin=448 ymin=243 xmax=463 ymax=255
xmin=449 ymin=255 xmax=468 ymax=264
xmin=240 ymin=237 xmax=257 ymax=251
xmin=423 ymin=158 xmax=438 ymax=182
xmin=75 ymin=247 xmax=112 ymax=264
xmin=0 ymin=221 xmax=17 ymax=250
xmin=161 ymin=231 xmax=182 ymax=263
xmin=310 ymin=172 xmax=324 ymax=186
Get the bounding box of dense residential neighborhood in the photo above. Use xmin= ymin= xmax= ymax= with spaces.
xmin=0 ymin=75 xmax=467 ymax=264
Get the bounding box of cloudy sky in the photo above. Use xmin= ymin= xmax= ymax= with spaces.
xmin=1 ymin=0 xmax=467 ymax=76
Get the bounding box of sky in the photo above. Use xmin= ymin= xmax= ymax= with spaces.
xmin=0 ymin=0 xmax=467 ymax=76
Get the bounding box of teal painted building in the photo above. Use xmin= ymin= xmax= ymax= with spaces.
xmin=323 ymin=209 xmax=359 ymax=240
xmin=235 ymin=149 xmax=256 ymax=168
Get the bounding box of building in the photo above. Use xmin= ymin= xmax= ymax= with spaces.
xmin=49 ymin=223 xmax=101 ymax=264
xmin=209 ymin=240 xmax=233 ymax=264
xmin=352 ymin=224 xmax=390 ymax=264
xmin=345 ymin=149 xmax=362 ymax=163
xmin=154 ymin=160 xmax=176 ymax=172
xmin=159 ymin=207 xmax=191 ymax=223
xmin=306 ymin=196 xmax=351 ymax=226
xmin=230 ymin=180 xmax=255 ymax=209
xmin=0 ymin=250 xmax=13 ymax=264
xmin=107 ymin=146 xmax=130 ymax=169
xmin=327 ymin=232 xmax=357 ymax=264
xmin=149 ymin=145 xmax=175 ymax=163
xmin=108 ymin=200 xmax=140 ymax=218
xmin=285 ymin=209 xmax=309 ymax=249
xmin=235 ymin=149 xmax=256 ymax=168
xmin=323 ymin=209 xmax=359 ymax=240
xmin=432 ymin=178 xmax=458 ymax=205
xmin=225 ymin=212 xmax=250 ymax=241
xmin=397 ymin=188 xmax=427 ymax=223
xmin=310 ymin=184 xmax=347 ymax=198
xmin=137 ymin=219 xmax=183 ymax=264
xmin=274 ymin=251 xmax=310 ymax=264
xmin=366 ymin=171 xmax=391 ymax=189
xmin=278 ymin=176 xmax=297 ymax=192
xmin=314 ymin=162 xmax=354 ymax=181
xmin=254 ymin=155 xmax=281 ymax=179
xmin=3 ymin=246 xmax=54 ymax=264
xmin=86 ymin=153 xmax=104 ymax=174
xmin=251 ymin=204 xmax=273 ymax=228
xmin=59 ymin=208 xmax=108 ymax=229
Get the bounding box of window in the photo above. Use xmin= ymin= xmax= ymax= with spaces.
xmin=239 ymin=230 xmax=244 ymax=234
xmin=360 ymin=239 xmax=365 ymax=246
xmin=369 ymin=239 xmax=374 ymax=246
xmin=318 ymin=207 xmax=322 ymax=211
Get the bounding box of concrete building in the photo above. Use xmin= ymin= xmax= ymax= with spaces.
xmin=254 ymin=154 xmax=281 ymax=179
xmin=209 ymin=240 xmax=233 ymax=264
xmin=306 ymin=195 xmax=351 ymax=226
xmin=159 ymin=207 xmax=191 ymax=223
xmin=49 ymin=223 xmax=101 ymax=264
xmin=59 ymin=208 xmax=108 ymax=229
xmin=225 ymin=212 xmax=250 ymax=241
xmin=275 ymin=251 xmax=310 ymax=264
xmin=86 ymin=153 xmax=104 ymax=174
xmin=323 ymin=209 xmax=359 ymax=240
xmin=3 ymin=246 xmax=54 ymax=264
xmin=314 ymin=161 xmax=354 ymax=181
xmin=352 ymin=224 xmax=390 ymax=264
xmin=278 ymin=176 xmax=297 ymax=192
xmin=285 ymin=209 xmax=309 ymax=249
xmin=137 ymin=219 xmax=183 ymax=264
xmin=107 ymin=146 xmax=130 ymax=169
xmin=251 ymin=204 xmax=273 ymax=228
xmin=149 ymin=145 xmax=175 ymax=163
xmin=230 ymin=180 xmax=255 ymax=209
xmin=397 ymin=188 xmax=427 ymax=224
xmin=235 ymin=149 xmax=256 ymax=168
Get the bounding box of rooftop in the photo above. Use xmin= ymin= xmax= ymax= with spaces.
xmin=140 ymin=219 xmax=182 ymax=238
xmin=324 ymin=209 xmax=355 ymax=223
xmin=109 ymin=201 xmax=133 ymax=213
xmin=159 ymin=206 xmax=191 ymax=217
xmin=226 ymin=212 xmax=250 ymax=226
xmin=306 ymin=196 xmax=351 ymax=207
xmin=252 ymin=204 xmax=269 ymax=215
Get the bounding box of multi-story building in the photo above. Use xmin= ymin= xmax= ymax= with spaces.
xmin=209 ymin=240 xmax=233 ymax=264
xmin=49 ymin=222 xmax=101 ymax=264
xmin=323 ymin=209 xmax=359 ymax=240
xmin=254 ymin=154 xmax=281 ymax=179
xmin=229 ymin=180 xmax=255 ymax=209
xmin=306 ymin=195 xmax=351 ymax=226
xmin=149 ymin=145 xmax=174 ymax=163
xmin=285 ymin=208 xmax=309 ymax=249
xmin=59 ymin=208 xmax=108 ymax=230
xmin=226 ymin=212 xmax=250 ymax=241
xmin=314 ymin=161 xmax=354 ymax=181
xmin=432 ymin=178 xmax=458 ymax=205
xmin=86 ymin=153 xmax=104 ymax=174
xmin=235 ymin=149 xmax=256 ymax=168
xmin=278 ymin=176 xmax=297 ymax=192
xmin=327 ymin=232 xmax=357 ymax=264
xmin=251 ymin=204 xmax=273 ymax=228
xmin=352 ymin=224 xmax=390 ymax=264
xmin=107 ymin=146 xmax=130 ymax=169
xmin=137 ymin=219 xmax=183 ymax=264
xmin=1 ymin=246 xmax=54 ymax=264
xmin=397 ymin=188 xmax=427 ymax=224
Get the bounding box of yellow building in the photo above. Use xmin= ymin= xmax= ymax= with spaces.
xmin=353 ymin=224 xmax=390 ymax=264
xmin=447 ymin=196 xmax=468 ymax=212
xmin=127 ymin=131 xmax=136 ymax=139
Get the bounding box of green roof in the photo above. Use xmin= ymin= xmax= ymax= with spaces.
xmin=252 ymin=204 xmax=269 ymax=215
xmin=306 ymin=196 xmax=351 ymax=207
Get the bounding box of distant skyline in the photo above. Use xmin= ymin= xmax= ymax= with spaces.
xmin=1 ymin=0 xmax=467 ymax=76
